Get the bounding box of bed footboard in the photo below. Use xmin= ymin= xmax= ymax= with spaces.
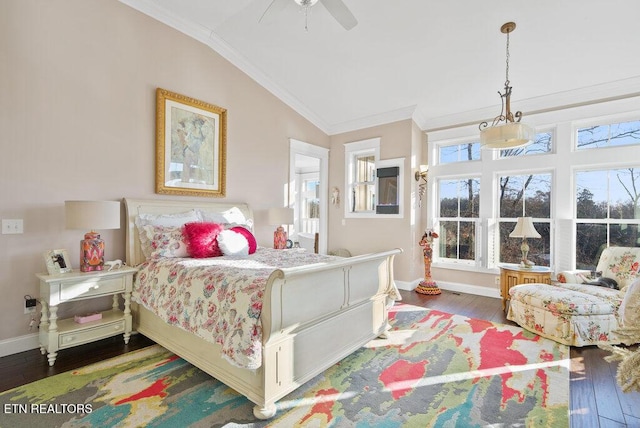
xmin=133 ymin=248 xmax=401 ymax=419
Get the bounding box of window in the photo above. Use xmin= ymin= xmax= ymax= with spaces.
xmin=436 ymin=177 xmax=480 ymax=263
xmin=577 ymin=119 xmax=640 ymax=150
xmin=575 ymin=167 xmax=640 ymax=269
xmin=345 ymin=138 xmax=379 ymax=217
xmin=500 ymin=132 xmax=553 ymax=157
xmin=344 ymin=138 xmax=403 ymax=218
xmin=429 ymin=108 xmax=640 ymax=273
xmin=497 ymin=173 xmax=552 ymax=267
xmin=301 ymin=177 xmax=319 ymax=233
xmin=439 ymin=141 xmax=481 ymax=164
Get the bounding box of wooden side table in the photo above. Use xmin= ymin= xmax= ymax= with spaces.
xmin=499 ymin=264 xmax=552 ymax=310
xmin=36 ymin=266 xmax=137 ymax=366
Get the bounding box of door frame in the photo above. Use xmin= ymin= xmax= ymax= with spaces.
xmin=289 ymin=139 xmax=329 ymax=254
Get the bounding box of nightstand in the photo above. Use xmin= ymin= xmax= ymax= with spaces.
xmin=499 ymin=264 xmax=552 ymax=311
xmin=36 ymin=266 xmax=137 ymax=366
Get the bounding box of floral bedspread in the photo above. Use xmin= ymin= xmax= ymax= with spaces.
xmin=133 ymin=248 xmax=341 ymax=369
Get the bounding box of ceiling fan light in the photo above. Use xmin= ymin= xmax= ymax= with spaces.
xmin=294 ymin=0 xmax=319 ymax=6
xmin=480 ymin=122 xmax=535 ymax=149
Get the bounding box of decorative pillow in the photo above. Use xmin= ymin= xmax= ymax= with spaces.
xmin=217 ymin=230 xmax=249 ymax=256
xmin=140 ymin=225 xmax=188 ymax=258
xmin=183 ymin=222 xmax=224 ymax=258
xmin=136 ymin=210 xmax=201 ymax=258
xmin=217 ymin=227 xmax=257 ymax=256
xmin=230 ymin=226 xmax=257 ymax=254
xmin=619 ymin=277 xmax=640 ymax=327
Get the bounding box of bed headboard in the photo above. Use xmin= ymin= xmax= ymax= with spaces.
xmin=123 ymin=198 xmax=253 ymax=266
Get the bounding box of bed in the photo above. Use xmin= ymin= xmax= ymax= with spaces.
xmin=123 ymin=198 xmax=402 ymax=419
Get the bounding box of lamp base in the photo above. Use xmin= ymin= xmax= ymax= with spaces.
xmin=81 ymin=231 xmax=105 ymax=272
xmin=519 ymin=260 xmax=536 ymax=269
xmin=273 ymin=227 xmax=287 ymax=250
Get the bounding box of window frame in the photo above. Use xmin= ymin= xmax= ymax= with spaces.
xmin=427 ymin=103 xmax=640 ymax=274
xmin=433 ymin=174 xmax=481 ymax=267
xmin=344 ymin=138 xmax=379 ymax=218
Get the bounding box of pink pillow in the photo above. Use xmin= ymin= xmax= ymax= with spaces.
xmin=183 ymin=222 xmax=224 ymax=258
xmin=230 ymin=226 xmax=257 ymax=254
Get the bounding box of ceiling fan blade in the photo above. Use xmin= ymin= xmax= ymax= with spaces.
xmin=320 ymin=0 xmax=357 ymax=30
xmin=259 ymin=0 xmax=291 ymax=23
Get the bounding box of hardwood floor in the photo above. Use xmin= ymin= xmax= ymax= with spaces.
xmin=1 ymin=290 xmax=638 ymax=427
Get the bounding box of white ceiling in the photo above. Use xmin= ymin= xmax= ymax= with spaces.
xmin=121 ymin=0 xmax=640 ymax=135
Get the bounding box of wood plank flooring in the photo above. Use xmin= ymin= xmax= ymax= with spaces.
xmin=1 ymin=289 xmax=638 ymax=427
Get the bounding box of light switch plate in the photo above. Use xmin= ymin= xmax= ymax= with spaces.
xmin=2 ymin=219 xmax=24 ymax=234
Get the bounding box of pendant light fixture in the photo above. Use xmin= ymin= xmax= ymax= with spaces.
xmin=479 ymin=22 xmax=534 ymax=149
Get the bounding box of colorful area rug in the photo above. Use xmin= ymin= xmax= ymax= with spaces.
xmin=0 ymin=304 xmax=569 ymax=427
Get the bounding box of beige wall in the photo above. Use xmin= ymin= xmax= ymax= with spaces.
xmin=328 ymin=119 xmax=426 ymax=283
xmin=0 ymin=0 xmax=330 ymax=345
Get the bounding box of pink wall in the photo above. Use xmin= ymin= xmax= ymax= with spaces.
xmin=0 ymin=0 xmax=329 ymax=345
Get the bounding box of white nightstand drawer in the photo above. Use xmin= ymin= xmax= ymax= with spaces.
xmin=59 ymin=319 xmax=126 ymax=348
xmin=59 ymin=276 xmax=126 ymax=301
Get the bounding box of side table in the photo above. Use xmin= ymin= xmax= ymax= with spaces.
xmin=499 ymin=264 xmax=552 ymax=311
xmin=36 ymin=266 xmax=137 ymax=366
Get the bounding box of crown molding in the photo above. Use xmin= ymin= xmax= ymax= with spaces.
xmin=327 ymin=105 xmax=417 ymax=135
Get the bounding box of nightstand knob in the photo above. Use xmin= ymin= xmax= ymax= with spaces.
xmin=66 ymin=336 xmax=74 ymax=342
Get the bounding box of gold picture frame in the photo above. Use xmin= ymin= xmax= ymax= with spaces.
xmin=156 ymin=88 xmax=227 ymax=197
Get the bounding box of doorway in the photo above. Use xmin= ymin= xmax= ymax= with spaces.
xmin=289 ymin=139 xmax=328 ymax=254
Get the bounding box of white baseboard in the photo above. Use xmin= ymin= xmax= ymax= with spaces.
xmin=0 ymin=333 xmax=40 ymax=358
xmin=397 ymin=279 xmax=500 ymax=299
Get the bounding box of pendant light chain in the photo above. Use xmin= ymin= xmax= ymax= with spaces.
xmin=505 ymin=28 xmax=510 ymax=87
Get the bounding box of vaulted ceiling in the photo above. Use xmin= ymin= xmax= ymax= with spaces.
xmin=121 ymin=0 xmax=640 ymax=135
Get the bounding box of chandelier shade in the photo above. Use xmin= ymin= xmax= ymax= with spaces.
xmin=479 ymin=22 xmax=534 ymax=150
xmin=480 ymin=122 xmax=536 ymax=149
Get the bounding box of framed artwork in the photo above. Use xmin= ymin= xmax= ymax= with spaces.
xmin=44 ymin=249 xmax=72 ymax=275
xmin=156 ymin=88 xmax=227 ymax=197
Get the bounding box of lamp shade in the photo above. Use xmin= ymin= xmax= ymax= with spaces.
xmin=267 ymin=207 xmax=294 ymax=226
xmin=509 ymin=217 xmax=541 ymax=239
xmin=480 ymin=122 xmax=535 ymax=149
xmin=65 ymin=201 xmax=121 ymax=230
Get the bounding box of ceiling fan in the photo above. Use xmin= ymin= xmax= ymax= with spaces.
xmin=259 ymin=0 xmax=358 ymax=31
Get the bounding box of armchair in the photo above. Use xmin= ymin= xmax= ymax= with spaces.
xmin=507 ymin=246 xmax=640 ymax=346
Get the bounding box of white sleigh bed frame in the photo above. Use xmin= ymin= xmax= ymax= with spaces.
xmin=124 ymin=198 xmax=402 ymax=419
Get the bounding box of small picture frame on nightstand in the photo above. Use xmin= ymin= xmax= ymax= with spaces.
xmin=44 ymin=249 xmax=72 ymax=275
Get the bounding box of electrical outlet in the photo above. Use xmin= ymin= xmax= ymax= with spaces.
xmin=24 ymin=298 xmax=36 ymax=314
xmin=494 ymin=277 xmax=501 ymax=285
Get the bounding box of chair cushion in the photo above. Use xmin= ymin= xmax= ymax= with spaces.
xmin=595 ymin=247 xmax=640 ymax=291
xmin=509 ymin=283 xmax=621 ymax=316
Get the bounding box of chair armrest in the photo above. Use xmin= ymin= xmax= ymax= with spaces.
xmin=557 ymin=270 xmax=591 ymax=284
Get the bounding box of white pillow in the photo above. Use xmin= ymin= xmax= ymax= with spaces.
xmin=200 ymin=207 xmax=249 ymax=227
xmin=217 ymin=229 xmax=249 ymax=257
xmin=135 ymin=210 xmax=201 ymax=258
xmin=619 ymin=277 xmax=640 ymax=327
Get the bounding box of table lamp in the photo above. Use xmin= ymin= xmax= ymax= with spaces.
xmin=509 ymin=217 xmax=541 ymax=268
xmin=65 ymin=200 xmax=121 ymax=272
xmin=267 ymin=207 xmax=294 ymax=249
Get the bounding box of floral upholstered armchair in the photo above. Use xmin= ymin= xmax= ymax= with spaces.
xmin=507 ymin=246 xmax=640 ymax=346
